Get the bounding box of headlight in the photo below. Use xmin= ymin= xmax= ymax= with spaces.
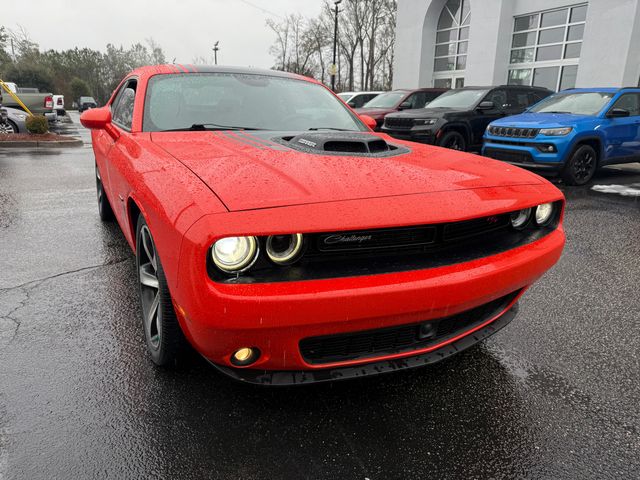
xmin=414 ymin=118 xmax=436 ymax=126
xmin=539 ymin=127 xmax=572 ymax=136
xmin=535 ymin=203 xmax=555 ymax=226
xmin=510 ymin=208 xmax=532 ymax=230
xmin=211 ymin=236 xmax=258 ymax=273
xmin=266 ymin=234 xmax=304 ymax=265
xmin=15 ymin=114 xmax=27 ymax=120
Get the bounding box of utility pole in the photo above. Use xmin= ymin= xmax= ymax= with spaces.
xmin=331 ymin=0 xmax=342 ymax=92
xmin=212 ymin=41 xmax=220 ymax=65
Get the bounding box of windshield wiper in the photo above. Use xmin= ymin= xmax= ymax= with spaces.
xmin=163 ymin=123 xmax=266 ymax=132
xmin=543 ymin=111 xmax=572 ymax=114
xmin=307 ymin=127 xmax=352 ymax=131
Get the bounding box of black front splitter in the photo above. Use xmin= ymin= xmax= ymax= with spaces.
xmin=209 ymin=303 xmax=519 ymax=386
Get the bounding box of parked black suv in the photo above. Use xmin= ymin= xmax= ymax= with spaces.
xmin=381 ymin=85 xmax=552 ymax=151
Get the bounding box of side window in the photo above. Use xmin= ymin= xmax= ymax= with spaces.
xmin=111 ymin=80 xmax=137 ymax=130
xmin=484 ymin=89 xmax=508 ymax=110
xmin=611 ymin=93 xmax=640 ymax=116
xmin=507 ymin=90 xmax=532 ymax=111
xmin=353 ymin=95 xmax=368 ymax=108
xmin=407 ymin=92 xmax=428 ymax=109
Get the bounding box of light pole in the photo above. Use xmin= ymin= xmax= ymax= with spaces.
xmin=212 ymin=41 xmax=220 ymax=65
xmin=331 ymin=0 xmax=342 ymax=92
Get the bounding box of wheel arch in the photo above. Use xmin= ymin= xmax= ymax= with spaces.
xmin=569 ymin=135 xmax=604 ymax=164
xmin=439 ymin=123 xmax=471 ymax=142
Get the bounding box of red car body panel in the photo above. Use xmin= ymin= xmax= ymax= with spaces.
xmin=83 ymin=65 xmax=565 ymax=381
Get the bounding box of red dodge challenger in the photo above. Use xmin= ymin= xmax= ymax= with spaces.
xmin=81 ymin=65 xmax=565 ymax=385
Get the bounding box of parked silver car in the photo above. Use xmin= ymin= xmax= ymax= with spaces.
xmin=0 ymin=106 xmax=29 ymax=134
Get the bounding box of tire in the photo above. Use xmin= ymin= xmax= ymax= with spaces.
xmin=136 ymin=215 xmax=186 ymax=367
xmin=0 ymin=120 xmax=18 ymax=134
xmin=95 ymin=164 xmax=114 ymax=221
xmin=562 ymin=144 xmax=597 ymax=186
xmin=437 ymin=130 xmax=467 ymax=151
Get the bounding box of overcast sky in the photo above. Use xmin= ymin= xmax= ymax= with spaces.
xmin=3 ymin=0 xmax=325 ymax=68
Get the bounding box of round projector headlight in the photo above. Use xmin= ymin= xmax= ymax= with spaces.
xmin=266 ymin=234 xmax=304 ymax=265
xmin=510 ymin=208 xmax=532 ymax=230
xmin=535 ymin=203 xmax=555 ymax=226
xmin=212 ymin=236 xmax=258 ymax=273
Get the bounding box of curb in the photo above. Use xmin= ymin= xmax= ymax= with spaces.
xmin=0 ymin=139 xmax=84 ymax=148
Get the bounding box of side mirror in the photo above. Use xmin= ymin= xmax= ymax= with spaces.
xmin=607 ymin=108 xmax=630 ymax=118
xmin=347 ymin=101 xmax=357 ymax=108
xmin=477 ymin=101 xmax=495 ymax=111
xmin=359 ymin=114 xmax=378 ymax=130
xmin=81 ymin=106 xmax=111 ymax=129
xmin=398 ymin=101 xmax=412 ymax=110
xmin=81 ymin=107 xmax=120 ymax=140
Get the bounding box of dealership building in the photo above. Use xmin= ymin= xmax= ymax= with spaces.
xmin=393 ymin=0 xmax=640 ymax=91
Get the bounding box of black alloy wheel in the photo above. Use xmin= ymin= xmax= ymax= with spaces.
xmin=95 ymin=164 xmax=114 ymax=221
xmin=136 ymin=215 xmax=185 ymax=366
xmin=438 ymin=131 xmax=467 ymax=151
xmin=562 ymin=144 xmax=597 ymax=186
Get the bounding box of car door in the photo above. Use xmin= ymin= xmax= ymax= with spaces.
xmin=106 ymin=79 xmax=140 ymax=238
xmin=602 ymin=93 xmax=640 ymax=162
xmin=469 ymin=89 xmax=509 ymax=145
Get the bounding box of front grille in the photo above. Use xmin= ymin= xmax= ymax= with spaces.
xmin=484 ymin=148 xmax=534 ymax=164
xmin=385 ymin=117 xmax=414 ymax=129
xmin=488 ymin=126 xmax=539 ymax=138
xmin=300 ymin=290 xmax=521 ymax=364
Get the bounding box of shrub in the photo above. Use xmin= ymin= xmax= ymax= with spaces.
xmin=25 ymin=115 xmax=49 ymax=134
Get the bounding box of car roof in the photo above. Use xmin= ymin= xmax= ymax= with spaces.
xmin=459 ymin=85 xmax=551 ymax=91
xmin=128 ymin=64 xmax=313 ymax=83
xmin=560 ymin=87 xmax=640 ymax=93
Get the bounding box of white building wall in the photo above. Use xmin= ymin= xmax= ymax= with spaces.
xmin=394 ymin=0 xmax=640 ymax=90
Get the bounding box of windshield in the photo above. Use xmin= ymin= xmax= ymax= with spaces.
xmin=529 ymin=92 xmax=614 ymax=116
xmin=143 ymin=73 xmax=366 ymax=132
xmin=363 ymin=92 xmax=405 ymax=108
xmin=425 ymin=89 xmax=488 ymax=109
xmin=337 ymin=93 xmax=353 ymax=101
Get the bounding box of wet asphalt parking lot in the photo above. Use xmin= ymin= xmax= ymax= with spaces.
xmin=1 ymin=113 xmax=639 ymax=479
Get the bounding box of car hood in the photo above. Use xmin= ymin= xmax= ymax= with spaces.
xmin=152 ymin=131 xmax=543 ymax=212
xmin=387 ymin=107 xmax=470 ymax=119
xmin=491 ymin=112 xmax=594 ymax=127
xmin=354 ymin=107 xmax=396 ymax=118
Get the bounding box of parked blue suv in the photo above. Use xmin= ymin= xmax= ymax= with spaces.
xmin=482 ymin=88 xmax=640 ymax=185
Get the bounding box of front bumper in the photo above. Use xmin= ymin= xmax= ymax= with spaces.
xmin=171 ymin=191 xmax=565 ymax=379
xmin=381 ymin=126 xmax=437 ymax=144
xmin=483 ymin=136 xmax=570 ymax=173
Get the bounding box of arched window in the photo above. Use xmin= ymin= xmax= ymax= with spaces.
xmin=433 ymin=0 xmax=470 ymax=88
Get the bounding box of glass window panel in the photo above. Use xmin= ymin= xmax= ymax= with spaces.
xmin=434 ymin=78 xmax=452 ymax=88
xmin=536 ymin=44 xmax=563 ymax=61
xmin=446 ymin=0 xmax=462 ymax=24
xmin=436 ymin=43 xmax=457 ymax=56
xmin=455 ymin=77 xmax=465 ymax=88
xmin=559 ymin=65 xmax=578 ymax=90
xmin=510 ymin=48 xmax=535 ymax=64
xmin=508 ymin=69 xmax=532 ymax=86
xmin=436 ymin=29 xmax=458 ymax=44
xmin=459 ymin=27 xmax=469 ymax=40
xmin=437 ymin=7 xmax=456 ymax=29
xmin=461 ymin=0 xmax=470 ymax=25
xmin=539 ymin=27 xmax=565 ymax=45
xmin=541 ymin=9 xmax=568 ymax=28
xmin=533 ymin=66 xmax=560 ymax=90
xmin=512 ymin=32 xmax=536 ymax=48
xmin=567 ymin=24 xmax=584 ymax=41
xmin=564 ymin=42 xmax=582 ymax=59
xmin=456 ymin=55 xmax=467 ymax=70
xmin=514 ymin=14 xmax=539 ymax=32
xmin=457 ymin=41 xmax=468 ymax=54
xmin=571 ymin=5 xmax=588 ymax=23
xmin=434 ymin=57 xmax=456 ymax=71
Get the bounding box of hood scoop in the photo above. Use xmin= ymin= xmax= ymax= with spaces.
xmin=281 ymin=132 xmax=408 ymax=157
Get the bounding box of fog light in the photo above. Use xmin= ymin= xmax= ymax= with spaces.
xmin=536 ymin=144 xmax=556 ymax=153
xmin=231 ymin=347 xmax=260 ymax=366
xmin=510 ymin=208 xmax=532 ymax=230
